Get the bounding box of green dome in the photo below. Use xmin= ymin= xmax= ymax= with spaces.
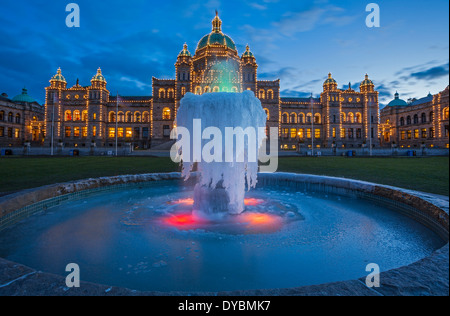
xmin=241 ymin=45 xmax=254 ymax=58
xmin=387 ymin=92 xmax=408 ymax=107
xmin=178 ymin=43 xmax=192 ymax=57
xmin=196 ymin=12 xmax=237 ymax=52
xmin=197 ymin=32 xmax=236 ymax=51
xmin=323 ymin=73 xmax=337 ymax=85
xmin=360 ymin=74 xmax=374 ymax=87
xmin=12 ymin=87 xmax=35 ymax=103
xmin=91 ymin=68 xmax=107 ymax=83
xmin=50 ymin=68 xmax=66 ymax=83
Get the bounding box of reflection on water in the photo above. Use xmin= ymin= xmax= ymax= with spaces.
xmin=0 ymin=181 xmax=445 ymax=292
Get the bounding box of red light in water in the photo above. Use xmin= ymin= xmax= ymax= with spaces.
xmin=244 ymin=198 xmax=264 ymax=206
xmin=167 ymin=198 xmax=194 ymax=206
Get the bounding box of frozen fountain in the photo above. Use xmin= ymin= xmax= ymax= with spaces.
xmin=173 ymin=90 xmax=267 ymax=215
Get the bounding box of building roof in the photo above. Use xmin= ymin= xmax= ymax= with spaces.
xmin=387 ymin=91 xmax=408 ymax=107
xmin=12 ymin=87 xmax=36 ymax=103
xmin=50 ymin=68 xmax=67 ymax=83
xmin=196 ymin=12 xmax=237 ymax=52
xmin=410 ymin=92 xmax=433 ymax=106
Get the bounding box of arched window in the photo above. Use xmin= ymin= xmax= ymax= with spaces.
xmin=126 ymin=111 xmax=133 ymax=122
xmin=341 ymin=112 xmax=346 ymax=123
xmin=413 ymin=114 xmax=419 ymax=124
xmin=314 ymin=113 xmax=321 ymax=124
xmin=306 ymin=113 xmax=312 ymax=123
xmin=204 ymin=86 xmax=210 ymax=93
xmin=143 ymin=111 xmax=150 ymax=123
xmin=347 ymin=112 xmax=354 ymax=123
xmin=429 ymin=111 xmax=434 ymax=122
xmin=195 ymin=86 xmax=202 ymax=95
xmin=407 ymin=116 xmax=411 ymax=125
xmin=181 ymin=87 xmax=186 ymax=96
xmin=73 ymin=110 xmax=81 ymax=121
xmin=281 ymin=113 xmax=288 ymax=124
xmin=443 ymin=107 xmax=449 ymax=120
xmin=135 ymin=112 xmax=141 ymax=122
xmin=14 ymin=113 xmax=20 ymax=124
xmin=0 ymin=111 xmax=4 ymax=121
xmin=267 ymin=89 xmax=274 ymax=99
xmin=109 ymin=111 xmax=116 ymax=123
xmin=8 ymin=112 xmax=13 ymax=122
xmin=290 ymin=113 xmax=297 ymax=124
xmin=355 ymin=112 xmax=362 ymax=124
xmin=259 ymin=89 xmax=265 ymax=99
xmin=167 ymin=89 xmax=174 ymax=99
xmin=163 ymin=108 xmax=171 ymax=120
xmin=421 ymin=113 xmax=427 ymax=123
xmin=213 ymin=86 xmax=219 ymax=92
xmin=400 ymin=117 xmax=405 ymax=126
xmin=82 ymin=111 xmax=88 ymax=121
xmin=298 ymin=113 xmax=305 ymax=124
xmin=65 ymin=110 xmax=72 ymax=121
xmin=159 ymin=88 xmax=165 ymax=99
xmin=231 ymin=87 xmax=238 ymax=93
xmin=118 ymin=111 xmax=124 ymax=122
xmin=264 ymin=108 xmax=270 ymax=120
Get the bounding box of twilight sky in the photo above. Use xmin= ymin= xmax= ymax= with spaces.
xmin=0 ymin=0 xmax=448 ymax=106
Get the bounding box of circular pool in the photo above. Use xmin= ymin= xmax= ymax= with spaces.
xmin=0 ymin=173 xmax=447 ymax=294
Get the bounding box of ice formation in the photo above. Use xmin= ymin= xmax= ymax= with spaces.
xmin=174 ymin=91 xmax=267 ymax=214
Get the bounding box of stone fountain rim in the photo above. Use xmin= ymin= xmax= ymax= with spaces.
xmin=0 ymin=172 xmax=448 ymax=296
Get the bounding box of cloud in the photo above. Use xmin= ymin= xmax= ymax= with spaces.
xmin=410 ymin=63 xmax=449 ymax=80
xmin=272 ymin=4 xmax=356 ymax=36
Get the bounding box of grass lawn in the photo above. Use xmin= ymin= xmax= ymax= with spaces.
xmin=0 ymin=156 xmax=448 ymax=196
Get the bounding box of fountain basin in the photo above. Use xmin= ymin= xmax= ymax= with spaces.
xmin=0 ymin=172 xmax=448 ymax=296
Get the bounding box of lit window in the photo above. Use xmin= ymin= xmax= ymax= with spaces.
xmin=401 ymin=131 xmax=405 ymax=140
xmin=163 ymin=108 xmax=171 ymax=120
xmin=332 ymin=128 xmax=336 ymax=138
xmin=421 ymin=129 xmax=427 ymax=138
xmin=108 ymin=128 xmax=115 ymax=138
xmin=315 ymin=129 xmax=320 ymax=139
xmin=92 ymin=126 xmax=97 ymax=137
xmin=340 ymin=128 xmax=346 ymax=139
xmin=14 ymin=128 xmax=20 ymax=138
xmin=290 ymin=128 xmax=297 ymax=139
xmin=65 ymin=127 xmax=71 ymax=137
xmin=118 ymin=128 xmax=124 ymax=138
xmin=414 ymin=129 xmax=419 ymax=139
xmin=306 ymin=128 xmax=311 ymax=139
xmin=65 ymin=111 xmax=72 ymax=121
xmin=126 ymin=128 xmax=133 ymax=138
xmin=74 ymin=110 xmax=81 ymax=121
xmin=74 ymin=127 xmax=80 ymax=137
xmin=298 ymin=129 xmax=304 ymax=138
xmin=82 ymin=127 xmax=88 ymax=137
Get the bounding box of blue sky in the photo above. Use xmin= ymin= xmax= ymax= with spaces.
xmin=0 ymin=0 xmax=448 ymax=106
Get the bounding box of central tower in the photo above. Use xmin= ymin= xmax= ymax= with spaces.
xmin=192 ymin=12 xmax=242 ymax=94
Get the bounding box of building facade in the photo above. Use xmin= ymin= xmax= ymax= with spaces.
xmin=380 ymin=86 xmax=449 ymax=149
xmin=39 ymin=13 xmax=380 ymax=151
xmin=0 ymin=89 xmax=45 ymax=148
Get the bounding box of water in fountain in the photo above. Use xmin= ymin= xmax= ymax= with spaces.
xmin=174 ymin=91 xmax=267 ymax=215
